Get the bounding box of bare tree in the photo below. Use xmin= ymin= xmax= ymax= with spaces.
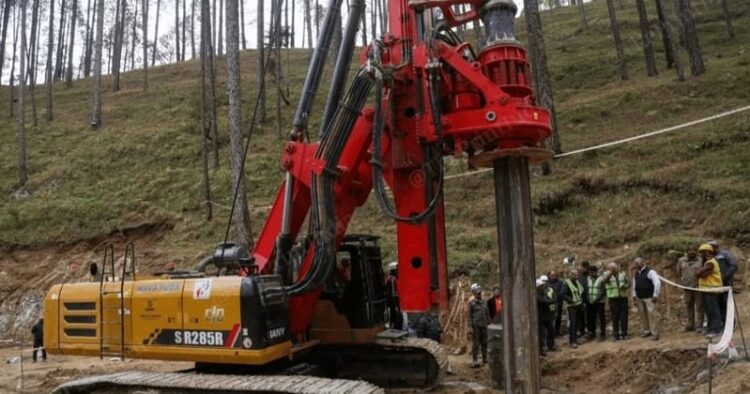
xmin=18 ymin=0 xmax=28 ymax=186
xmin=360 ymin=1 xmax=366 ymax=46
xmin=576 ymin=0 xmax=587 ymax=30
xmin=174 ymin=0 xmax=180 ymax=60
xmin=199 ymin=0 xmax=213 ymax=221
xmin=26 ymin=0 xmax=40 ymax=126
xmin=9 ymin=5 xmax=19 ymax=117
xmin=112 ymin=0 xmax=127 ymax=90
xmin=635 ymin=0 xmax=657 ymax=76
xmin=142 ymin=0 xmax=148 ymax=90
xmin=655 ymin=0 xmax=683 ymax=80
xmin=257 ymin=0 xmax=265 ymax=122
xmin=45 ymin=0 xmax=55 ymax=121
xmin=65 ymin=0 xmax=78 ymax=87
xmin=0 ymin=0 xmax=12 ymax=83
xmin=675 ymin=0 xmax=704 ymax=76
xmin=605 ymin=0 xmax=628 ymax=80
xmin=181 ymin=0 xmax=186 ymax=60
xmin=83 ymin=0 xmax=93 ymax=76
xmin=131 ymin=0 xmax=137 ymax=69
xmin=239 ymin=0 xmax=244 ymax=49
xmin=152 ymin=0 xmax=160 ymax=65
xmin=524 ymin=0 xmax=561 ymax=161
xmin=54 ymin=0 xmax=66 ymax=81
xmin=305 ymin=0 xmax=312 ymax=48
xmin=217 ymin=0 xmax=222 ymax=55
xmin=719 ymin=0 xmax=734 ymax=39
xmin=91 ymin=0 xmax=104 ymax=129
xmin=190 ymin=0 xmax=195 ymax=57
xmin=225 ymin=0 xmax=252 ymax=249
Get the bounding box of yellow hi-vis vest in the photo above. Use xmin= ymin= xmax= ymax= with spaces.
xmin=565 ymin=279 xmax=582 ymax=307
xmin=605 ymin=272 xmax=629 ymax=298
xmin=698 ymin=258 xmax=723 ymax=289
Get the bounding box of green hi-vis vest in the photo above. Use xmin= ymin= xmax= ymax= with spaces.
xmin=546 ymin=287 xmax=556 ymax=313
xmin=565 ymin=279 xmax=583 ymax=307
xmin=605 ymin=272 xmax=630 ymax=298
xmin=587 ymin=276 xmax=605 ymax=303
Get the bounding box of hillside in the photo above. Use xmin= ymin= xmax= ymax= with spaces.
xmin=0 ymin=0 xmax=749 ymax=333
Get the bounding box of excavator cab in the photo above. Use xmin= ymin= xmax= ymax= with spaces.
xmin=321 ymin=235 xmax=388 ymax=329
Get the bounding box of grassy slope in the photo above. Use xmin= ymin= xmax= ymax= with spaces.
xmin=1 ymin=0 xmax=749 ymax=280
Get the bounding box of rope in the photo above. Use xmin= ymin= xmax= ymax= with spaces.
xmin=442 ymin=104 xmax=750 ymax=181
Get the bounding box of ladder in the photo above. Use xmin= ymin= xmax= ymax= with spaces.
xmin=99 ymin=242 xmax=137 ymax=360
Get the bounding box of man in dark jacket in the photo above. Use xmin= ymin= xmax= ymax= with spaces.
xmin=31 ymin=318 xmax=46 ymax=362
xmin=547 ymin=270 xmax=565 ymax=336
xmin=469 ymin=283 xmax=490 ymax=367
xmin=416 ymin=312 xmax=443 ymax=343
xmin=385 ymin=262 xmax=404 ymax=330
xmin=537 ymin=279 xmax=557 ymax=355
xmin=709 ymin=240 xmax=737 ymax=322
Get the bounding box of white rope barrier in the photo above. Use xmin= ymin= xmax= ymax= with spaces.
xmin=655 ymin=274 xmax=740 ymax=358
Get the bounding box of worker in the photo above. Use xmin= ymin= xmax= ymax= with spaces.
xmin=385 ymin=262 xmax=403 ymax=330
xmin=697 ymin=243 xmax=724 ymax=338
xmin=546 ymin=270 xmax=564 ymax=336
xmin=165 ymin=261 xmax=176 ymax=272
xmin=577 ymin=262 xmax=590 ymax=339
xmin=468 ymin=283 xmax=490 ymax=367
xmin=632 ymin=257 xmax=661 ymax=341
xmin=561 ymin=269 xmax=584 ymax=348
xmin=601 ymin=262 xmax=630 ymax=340
xmin=31 ymin=318 xmax=46 ymax=362
xmin=586 ymin=266 xmax=606 ymax=341
xmin=536 ymin=278 xmax=557 ymax=355
xmin=487 ymin=286 xmax=503 ymax=323
xmin=415 ymin=312 xmax=443 ymax=343
xmin=677 ymin=250 xmax=704 ymax=332
xmin=708 ymin=240 xmax=737 ymax=322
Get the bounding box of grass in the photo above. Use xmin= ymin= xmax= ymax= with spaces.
xmin=1 ymin=0 xmax=749 ymax=282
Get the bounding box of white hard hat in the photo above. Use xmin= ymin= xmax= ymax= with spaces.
xmin=540 ymin=275 xmax=549 ymax=283
xmin=388 ymin=262 xmax=398 ymax=271
xmin=470 ymin=283 xmax=481 ymax=293
xmin=536 ymin=279 xmax=545 ymax=287
xmin=563 ymin=257 xmax=573 ymax=265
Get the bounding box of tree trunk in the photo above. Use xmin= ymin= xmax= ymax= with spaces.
xmin=45 ymin=0 xmax=54 ymax=121
xmin=635 ymin=0 xmax=658 ymax=76
xmin=217 ymin=0 xmax=222 ymax=55
xmin=54 ymin=0 xmax=67 ymax=81
xmin=142 ymin=0 xmax=148 ymax=89
xmin=359 ymin=1 xmax=366 ymax=46
xmin=605 ymin=0 xmax=628 ymax=80
xmin=113 ymin=0 xmax=127 ymax=90
xmin=200 ymin=0 xmax=213 ymax=221
xmin=65 ymin=0 xmax=78 ymax=87
xmin=257 ymin=0 xmax=265 ymax=122
xmin=315 ymin=0 xmax=319 ymax=37
xmin=653 ymin=0 xmax=674 ymax=69
xmin=203 ymin=0 xmax=219 ymax=167
xmin=212 ymin=0 xmax=216 ymax=52
xmin=719 ymin=0 xmax=734 ymax=39
xmin=0 ymin=0 xmax=12 ymax=84
xmin=239 ymin=0 xmax=244 ymax=49
xmin=370 ymin=0 xmax=376 ymax=39
xmin=225 ymin=0 xmax=253 ymax=249
xmin=131 ymin=0 xmax=137 ymax=70
xmin=175 ymin=0 xmax=180 ymax=60
xmin=18 ymin=0 xmax=28 ymax=186
xmin=152 ymin=0 xmax=160 ymax=65
xmin=84 ymin=0 xmax=93 ymax=77
xmin=27 ymin=0 xmax=40 ymax=126
xmin=274 ymin=0 xmax=283 ymax=136
xmin=675 ymin=0 xmax=704 ymax=75
xmin=290 ymin=0 xmax=294 ymax=47
xmin=305 ymin=0 xmax=312 ymax=48
xmin=655 ymin=0 xmax=683 ymax=80
xmin=190 ymin=0 xmax=196 ymax=57
xmin=181 ymin=0 xmax=186 ymax=60
xmin=91 ymin=0 xmax=104 ymax=129
xmin=9 ymin=6 xmax=19 ymax=118
xmin=576 ymin=0 xmax=587 ymax=30
xmin=524 ymin=0 xmax=561 ymax=157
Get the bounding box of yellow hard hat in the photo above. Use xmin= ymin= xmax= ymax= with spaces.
xmin=698 ymin=243 xmax=714 ymax=252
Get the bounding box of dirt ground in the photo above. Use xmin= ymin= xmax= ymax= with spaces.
xmin=3 ymin=328 xmax=750 ymax=393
